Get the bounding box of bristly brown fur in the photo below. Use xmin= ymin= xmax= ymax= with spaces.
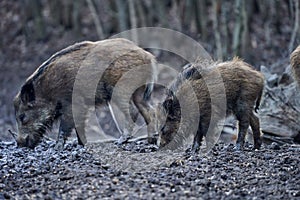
xmin=290 ymin=45 xmax=300 ymax=86
xmin=30 ymin=42 xmax=92 ymax=82
xmin=14 ymin=38 xmax=158 ymax=148
xmin=158 ymin=59 xmax=264 ymax=151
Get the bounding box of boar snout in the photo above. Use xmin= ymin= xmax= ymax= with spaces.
xmin=158 ymin=124 xmax=174 ymax=148
xmin=16 ymin=134 xmax=40 ymax=149
xmin=157 ymin=136 xmax=167 ymax=148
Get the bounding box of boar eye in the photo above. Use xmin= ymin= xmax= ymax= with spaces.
xmin=27 ymin=103 xmax=34 ymax=108
xmin=19 ymin=113 xmax=27 ymax=124
xmin=161 ymin=124 xmax=167 ymax=133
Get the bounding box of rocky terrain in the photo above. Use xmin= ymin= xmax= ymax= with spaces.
xmin=1 ymin=139 xmax=299 ymax=199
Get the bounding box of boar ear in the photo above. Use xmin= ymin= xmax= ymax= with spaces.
xmin=21 ymin=81 xmax=35 ymax=103
xmin=163 ymin=97 xmax=173 ymax=111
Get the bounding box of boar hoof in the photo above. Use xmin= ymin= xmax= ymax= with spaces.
xmin=148 ymin=137 xmax=157 ymax=144
xmin=115 ymin=135 xmax=132 ymax=145
xmin=253 ymin=139 xmax=262 ymax=150
xmin=170 ymin=158 xmax=185 ymax=167
xmin=233 ymin=143 xmax=244 ymax=151
xmin=191 ymin=142 xmax=200 ymax=154
xmin=54 ymin=140 xmax=65 ymax=151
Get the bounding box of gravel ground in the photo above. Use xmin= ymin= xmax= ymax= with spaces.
xmin=0 ymin=139 xmax=300 ymax=199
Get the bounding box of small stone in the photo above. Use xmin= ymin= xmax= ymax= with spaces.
xmin=270 ymin=142 xmax=281 ymax=150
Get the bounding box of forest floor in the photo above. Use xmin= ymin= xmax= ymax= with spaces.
xmin=1 ymin=139 xmax=299 ymax=199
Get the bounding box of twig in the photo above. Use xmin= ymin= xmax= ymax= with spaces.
xmin=8 ymin=129 xmax=17 ymax=140
xmin=43 ymin=135 xmax=55 ymax=141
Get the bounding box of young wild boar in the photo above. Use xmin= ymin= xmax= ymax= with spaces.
xmin=14 ymin=38 xmax=157 ymax=149
xmin=157 ymin=58 xmax=264 ymax=152
xmin=290 ymin=45 xmax=300 ymax=86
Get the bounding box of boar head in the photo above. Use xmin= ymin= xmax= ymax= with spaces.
xmin=157 ymin=93 xmax=181 ymax=148
xmin=13 ymin=81 xmax=59 ymax=148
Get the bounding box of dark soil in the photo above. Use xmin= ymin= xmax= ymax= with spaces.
xmin=1 ymin=139 xmax=299 ymax=199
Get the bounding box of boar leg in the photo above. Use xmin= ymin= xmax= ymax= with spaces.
xmin=249 ymin=112 xmax=262 ymax=149
xmin=129 ymin=100 xmax=140 ymax=123
xmin=56 ymin=106 xmax=87 ymax=147
xmin=191 ymin=122 xmax=204 ymax=153
xmin=132 ymin=92 xmax=157 ymax=144
xmin=107 ymin=101 xmax=129 ymax=144
xmin=73 ymin=110 xmax=88 ymax=146
xmin=235 ymin=111 xmax=250 ymax=150
xmin=55 ymin=115 xmax=74 ymax=150
xmin=108 ymin=101 xmax=135 ymax=145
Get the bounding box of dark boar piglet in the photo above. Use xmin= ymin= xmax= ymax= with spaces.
xmin=157 ymin=58 xmax=264 ymax=152
xmin=14 ymin=38 xmax=157 ymax=149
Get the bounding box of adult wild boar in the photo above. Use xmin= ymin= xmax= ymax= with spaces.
xmin=14 ymin=38 xmax=157 ymax=149
xmin=290 ymin=45 xmax=300 ymax=86
xmin=157 ymin=58 xmax=264 ymax=152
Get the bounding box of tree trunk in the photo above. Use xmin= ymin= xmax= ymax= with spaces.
xmin=86 ymin=0 xmax=105 ymax=39
xmin=128 ymin=0 xmax=138 ymax=42
xmin=232 ymin=0 xmax=250 ymax=60
xmin=232 ymin=0 xmax=242 ymax=56
xmin=194 ymin=0 xmax=207 ymax=40
xmin=115 ymin=0 xmax=128 ymax=32
xmin=212 ymin=0 xmax=222 ymax=60
xmin=23 ymin=0 xmax=46 ymax=40
xmin=135 ymin=0 xmax=146 ymax=27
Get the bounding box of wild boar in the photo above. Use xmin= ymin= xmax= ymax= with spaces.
xmin=157 ymin=58 xmax=264 ymax=152
xmin=290 ymin=45 xmax=300 ymax=86
xmin=14 ymin=38 xmax=157 ymax=149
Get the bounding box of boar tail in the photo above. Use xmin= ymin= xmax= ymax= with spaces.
xmin=255 ymin=86 xmax=263 ymax=113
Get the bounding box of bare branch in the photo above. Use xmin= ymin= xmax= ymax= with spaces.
xmin=8 ymin=129 xmax=17 ymax=140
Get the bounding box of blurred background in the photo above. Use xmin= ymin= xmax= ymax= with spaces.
xmin=1 ymin=0 xmax=299 ymax=141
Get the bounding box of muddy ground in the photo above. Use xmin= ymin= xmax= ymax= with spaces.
xmin=1 ymin=138 xmax=299 ymax=199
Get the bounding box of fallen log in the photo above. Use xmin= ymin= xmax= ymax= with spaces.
xmin=259 ymin=66 xmax=300 ymax=140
